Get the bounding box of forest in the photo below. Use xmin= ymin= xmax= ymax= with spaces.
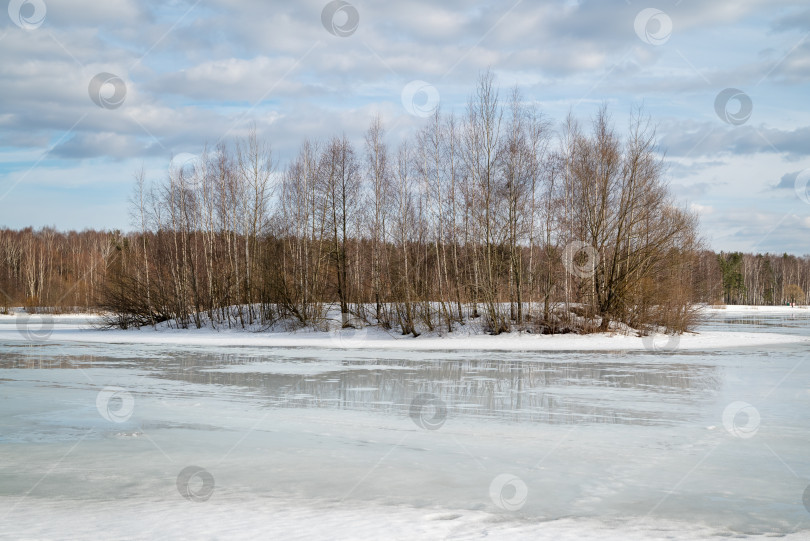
xmin=1 ymin=75 xmax=807 ymax=335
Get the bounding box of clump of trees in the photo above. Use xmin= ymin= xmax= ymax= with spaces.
xmin=97 ymin=73 xmax=703 ymax=334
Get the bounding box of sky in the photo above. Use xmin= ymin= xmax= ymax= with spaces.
xmin=1 ymin=0 xmax=809 ymax=254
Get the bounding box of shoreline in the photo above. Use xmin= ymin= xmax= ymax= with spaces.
xmin=1 ymin=305 xmax=808 ymax=351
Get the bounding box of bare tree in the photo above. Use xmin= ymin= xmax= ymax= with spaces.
xmin=321 ymin=135 xmax=360 ymax=326
xmin=364 ymin=115 xmax=389 ymax=322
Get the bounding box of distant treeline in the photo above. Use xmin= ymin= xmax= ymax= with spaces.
xmin=0 ymin=227 xmax=111 ymax=310
xmin=710 ymin=250 xmax=808 ymax=306
xmin=1 ymin=75 xmax=806 ymax=333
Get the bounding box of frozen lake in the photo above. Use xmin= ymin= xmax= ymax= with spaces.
xmin=1 ymin=310 xmax=809 ymax=539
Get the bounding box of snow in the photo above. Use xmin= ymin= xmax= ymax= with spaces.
xmin=1 ymin=305 xmax=808 ymax=351
xmin=705 ymin=304 xmax=809 ymax=312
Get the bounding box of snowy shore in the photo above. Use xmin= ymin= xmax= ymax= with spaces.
xmin=2 ymin=305 xmax=808 ymax=351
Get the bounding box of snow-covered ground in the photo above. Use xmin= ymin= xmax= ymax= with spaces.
xmin=1 ymin=306 xmax=809 ymax=539
xmin=706 ymin=304 xmax=809 ymax=312
xmin=2 ymin=305 xmax=808 ymax=351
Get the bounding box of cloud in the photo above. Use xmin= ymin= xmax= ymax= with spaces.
xmin=670 ymin=180 xmax=716 ymax=200
xmin=50 ymin=132 xmax=160 ymax=160
xmin=690 ymin=202 xmax=714 ymax=215
xmin=701 ymin=208 xmax=810 ymax=254
xmin=771 ymin=6 xmax=810 ymax=32
xmin=774 ymin=170 xmax=803 ymax=189
xmin=147 ymin=55 xmax=312 ymax=102
xmin=658 ymin=120 xmax=810 ymax=159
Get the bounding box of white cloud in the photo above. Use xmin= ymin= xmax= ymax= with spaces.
xmin=690 ymin=203 xmax=714 ymax=215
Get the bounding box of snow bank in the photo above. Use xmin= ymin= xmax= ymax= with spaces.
xmin=705 ymin=304 xmax=809 ymax=313
xmin=88 ymin=327 xmax=808 ymax=351
xmin=1 ymin=317 xmax=807 ymax=353
xmin=2 ymin=305 xmax=807 ymax=352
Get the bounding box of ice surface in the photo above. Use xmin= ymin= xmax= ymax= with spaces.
xmin=1 ymin=308 xmax=809 ymax=539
